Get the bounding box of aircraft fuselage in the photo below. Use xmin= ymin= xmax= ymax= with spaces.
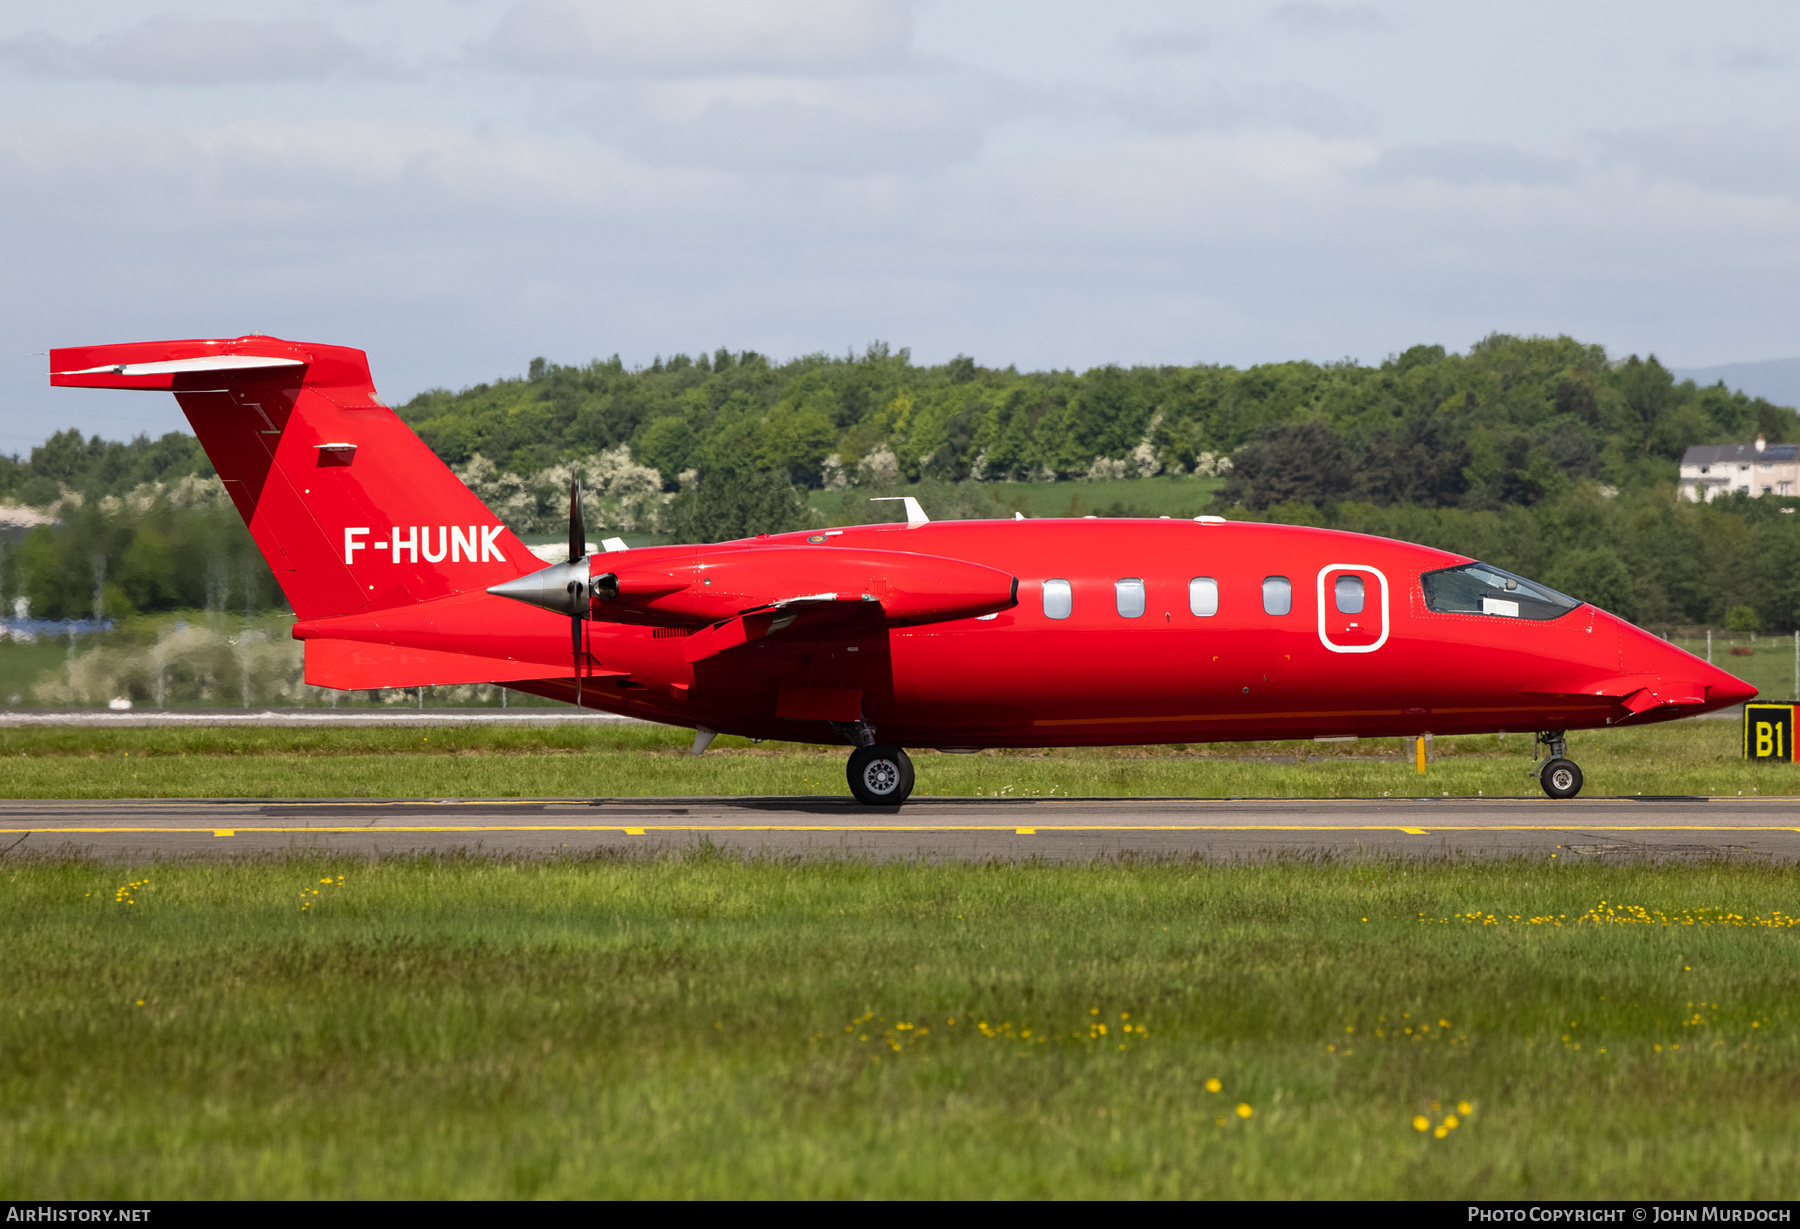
xmin=495 ymin=517 xmax=1745 ymax=748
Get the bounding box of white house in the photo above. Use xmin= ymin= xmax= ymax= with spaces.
xmin=1680 ymin=436 xmax=1800 ymax=502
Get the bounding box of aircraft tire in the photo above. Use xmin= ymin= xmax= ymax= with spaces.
xmin=1539 ymin=758 xmax=1583 ymax=799
xmin=848 ymin=744 xmax=915 ymax=805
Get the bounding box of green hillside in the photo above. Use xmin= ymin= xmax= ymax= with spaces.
xmin=396 ymin=335 xmax=1793 ymax=505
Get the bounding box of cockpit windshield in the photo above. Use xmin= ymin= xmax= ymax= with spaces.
xmin=1420 ymin=562 xmax=1581 ymax=621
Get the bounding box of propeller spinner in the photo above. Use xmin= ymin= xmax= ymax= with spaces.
xmin=485 ymin=478 xmax=594 ymax=703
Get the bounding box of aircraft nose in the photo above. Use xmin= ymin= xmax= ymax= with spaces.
xmin=1621 ymin=618 xmax=1758 ymax=708
xmin=1707 ymin=666 xmax=1759 ymax=706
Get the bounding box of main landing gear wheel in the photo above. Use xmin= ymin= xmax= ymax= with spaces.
xmin=1540 ymin=758 xmax=1583 ymax=800
xmin=848 ymin=743 xmax=915 ymax=806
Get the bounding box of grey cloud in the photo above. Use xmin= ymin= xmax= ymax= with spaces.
xmin=1117 ymin=29 xmax=1211 ymax=59
xmin=484 ymin=0 xmax=912 ymax=78
xmin=1595 ymin=126 xmax=1800 ymax=198
xmin=1364 ymin=142 xmax=1576 ymax=187
xmin=1718 ymin=47 xmax=1787 ymax=72
xmin=1369 ymin=130 xmax=1800 ymax=198
xmin=1268 ymin=4 xmax=1389 ymax=36
xmin=1107 ymin=81 xmax=1376 ymax=140
xmin=0 ymin=18 xmax=366 ymax=85
xmin=570 ymin=72 xmax=1005 ymax=174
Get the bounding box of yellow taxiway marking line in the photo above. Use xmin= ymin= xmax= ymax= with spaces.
xmin=17 ymin=794 xmax=1795 ymax=807
xmin=4 ymin=824 xmax=1800 ymax=835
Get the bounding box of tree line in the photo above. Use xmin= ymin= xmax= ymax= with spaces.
xmin=399 ymin=334 xmax=1792 ymax=504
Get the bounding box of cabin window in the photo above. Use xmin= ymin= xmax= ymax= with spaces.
xmin=1043 ymin=579 xmax=1072 ymax=620
xmin=1262 ymin=576 xmax=1292 ymax=616
xmin=1115 ymin=578 xmax=1146 ymax=619
xmin=1189 ymin=576 xmax=1218 ymax=617
xmin=1334 ymin=574 xmax=1365 ymax=614
xmin=1420 ymin=562 xmax=1580 ymax=620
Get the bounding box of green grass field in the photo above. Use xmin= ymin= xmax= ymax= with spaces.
xmin=4 ymin=854 xmax=1798 ymax=1198
xmin=0 ymin=716 xmax=1792 ymax=799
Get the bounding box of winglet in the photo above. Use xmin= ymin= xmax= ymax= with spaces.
xmin=870 ymin=496 xmax=929 ymax=526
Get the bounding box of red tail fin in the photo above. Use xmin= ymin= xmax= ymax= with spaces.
xmin=50 ymin=335 xmax=530 ymax=620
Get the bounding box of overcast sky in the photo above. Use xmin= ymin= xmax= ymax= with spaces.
xmin=6 ymin=0 xmax=1800 ymax=453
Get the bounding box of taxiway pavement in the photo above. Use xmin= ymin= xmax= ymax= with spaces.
xmin=0 ymin=708 xmax=643 ymax=728
xmin=3 ymin=795 xmax=1797 ymax=861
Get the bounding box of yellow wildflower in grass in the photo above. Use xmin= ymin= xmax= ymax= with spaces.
xmin=1425 ymin=902 xmax=1800 ymax=929
xmin=1457 ymin=1101 xmax=1472 ymax=1115
xmin=1236 ymin=1103 xmax=1253 ymax=1119
xmin=1205 ymin=1078 xmax=1222 ymax=1093
xmin=1413 ymin=1115 xmax=1430 ymax=1131
xmin=1434 ymin=1125 xmax=1449 ymax=1139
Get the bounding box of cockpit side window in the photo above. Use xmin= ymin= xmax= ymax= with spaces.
xmin=1420 ymin=562 xmax=1580 ymax=620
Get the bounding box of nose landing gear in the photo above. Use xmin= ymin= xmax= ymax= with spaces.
xmin=1533 ymin=730 xmax=1583 ymax=799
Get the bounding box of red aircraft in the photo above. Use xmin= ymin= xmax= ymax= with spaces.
xmin=50 ymin=335 xmax=1757 ymax=802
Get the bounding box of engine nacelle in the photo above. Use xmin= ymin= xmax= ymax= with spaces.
xmin=491 ymin=543 xmax=1017 ymax=629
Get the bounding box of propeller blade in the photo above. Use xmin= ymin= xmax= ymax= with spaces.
xmin=570 ymin=477 xmax=587 ymax=706
xmin=568 ymin=478 xmax=585 ymax=564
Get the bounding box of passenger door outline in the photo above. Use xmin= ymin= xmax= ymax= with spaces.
xmin=1316 ymin=564 xmax=1390 ymax=654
